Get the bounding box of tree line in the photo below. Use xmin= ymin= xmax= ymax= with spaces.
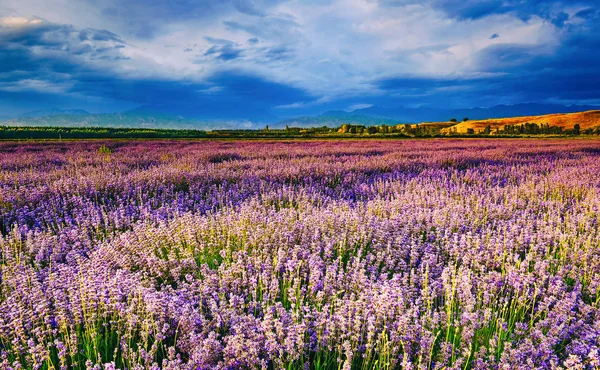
xmin=0 ymin=122 xmax=598 ymax=139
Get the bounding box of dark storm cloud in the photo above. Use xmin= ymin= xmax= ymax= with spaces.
xmin=71 ymin=72 xmax=313 ymax=121
xmin=232 ymin=0 xmax=266 ymax=17
xmin=475 ymin=43 xmax=541 ymax=70
xmin=370 ymin=0 xmax=600 ymax=106
xmin=0 ymin=17 xmax=312 ymax=119
xmin=378 ymin=20 xmax=600 ymax=107
xmin=204 ymin=36 xmax=236 ymax=45
xmin=1 ymin=0 xmax=600 ymax=119
xmin=575 ymin=8 xmax=598 ymax=20
xmin=0 ymin=20 xmax=127 ymax=87
xmin=78 ymin=28 xmax=124 ymax=43
xmin=263 ymin=45 xmax=294 ymax=61
xmin=223 ymin=14 xmax=300 ymax=40
xmin=376 ymin=0 xmax=597 ymax=22
xmin=203 ymin=44 xmax=244 ymax=61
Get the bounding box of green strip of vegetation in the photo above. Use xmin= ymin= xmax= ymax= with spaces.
xmin=0 ymin=126 xmax=209 ymax=139
xmin=1 ymin=121 xmax=598 ymax=140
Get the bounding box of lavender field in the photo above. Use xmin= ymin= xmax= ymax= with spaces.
xmin=1 ymin=139 xmax=599 ymax=370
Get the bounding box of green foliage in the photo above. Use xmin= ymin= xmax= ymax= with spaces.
xmin=98 ymin=145 xmax=112 ymax=154
xmin=0 ymin=126 xmax=209 ymax=139
xmin=1 ymin=121 xmax=599 ymax=140
xmin=500 ymin=123 xmax=565 ymax=135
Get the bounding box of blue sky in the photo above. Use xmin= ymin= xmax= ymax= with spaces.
xmin=0 ymin=0 xmax=599 ymax=119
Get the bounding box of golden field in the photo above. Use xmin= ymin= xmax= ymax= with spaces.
xmin=435 ymin=110 xmax=600 ymax=134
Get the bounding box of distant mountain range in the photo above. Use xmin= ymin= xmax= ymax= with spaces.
xmin=278 ymin=111 xmax=399 ymax=127
xmin=127 ymin=103 xmax=279 ymax=123
xmin=19 ymin=108 xmax=91 ymax=118
xmin=0 ymin=112 xmax=256 ymax=130
xmin=2 ymin=103 xmax=599 ymax=129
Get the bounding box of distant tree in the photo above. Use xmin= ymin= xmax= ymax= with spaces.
xmin=450 ymin=118 xmax=457 ymax=123
xmin=463 ymin=117 xmax=469 ymax=122
xmin=483 ymin=125 xmax=492 ymax=135
xmin=265 ymin=125 xmax=269 ymax=131
xmin=467 ymin=128 xmax=475 ymax=135
xmin=573 ymin=124 xmax=581 ymax=135
xmin=367 ymin=126 xmax=378 ymax=134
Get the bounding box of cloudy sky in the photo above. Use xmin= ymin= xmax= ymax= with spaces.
xmin=0 ymin=0 xmax=599 ymax=119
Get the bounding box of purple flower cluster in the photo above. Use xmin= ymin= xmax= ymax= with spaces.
xmin=1 ymin=139 xmax=599 ymax=369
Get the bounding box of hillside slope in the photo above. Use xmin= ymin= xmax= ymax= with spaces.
xmin=440 ymin=110 xmax=600 ymax=134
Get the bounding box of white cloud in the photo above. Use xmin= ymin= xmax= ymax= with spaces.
xmin=0 ymin=78 xmax=73 ymax=93
xmin=1 ymin=0 xmax=564 ymax=101
xmin=347 ymin=103 xmax=373 ymax=111
xmin=0 ymin=17 xmax=43 ymax=27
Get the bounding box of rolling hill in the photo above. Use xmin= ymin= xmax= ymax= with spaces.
xmin=358 ymin=103 xmax=600 ymax=122
xmin=276 ymin=104 xmax=600 ymax=127
xmin=440 ymin=110 xmax=600 ymax=134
